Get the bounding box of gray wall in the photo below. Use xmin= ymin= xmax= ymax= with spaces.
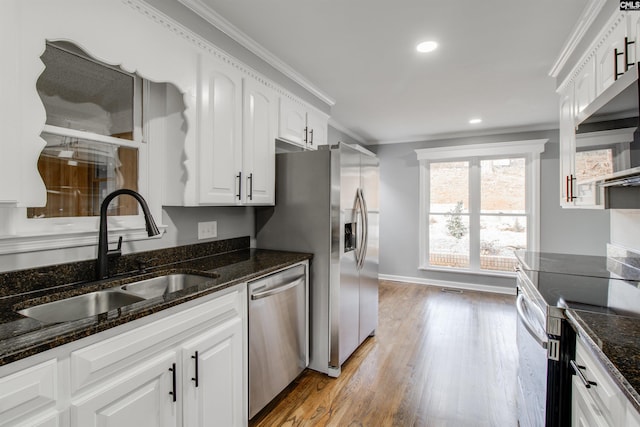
xmin=371 ymin=129 xmax=610 ymax=290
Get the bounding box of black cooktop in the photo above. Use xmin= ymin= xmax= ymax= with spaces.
xmin=517 ymin=251 xmax=640 ymax=318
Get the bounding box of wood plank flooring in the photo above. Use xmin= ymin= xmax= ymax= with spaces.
xmin=250 ymin=280 xmax=518 ymax=427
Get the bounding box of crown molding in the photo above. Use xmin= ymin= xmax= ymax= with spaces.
xmin=177 ymin=0 xmax=336 ymax=107
xmin=549 ymin=0 xmax=607 ymax=78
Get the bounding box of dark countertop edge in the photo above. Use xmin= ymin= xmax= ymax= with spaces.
xmin=566 ymin=309 xmax=640 ymax=413
xmin=0 ymin=249 xmax=312 ymax=367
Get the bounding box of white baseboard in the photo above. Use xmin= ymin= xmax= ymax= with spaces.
xmin=378 ymin=274 xmax=516 ymax=296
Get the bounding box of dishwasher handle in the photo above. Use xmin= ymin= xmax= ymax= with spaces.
xmin=250 ymin=276 xmax=304 ymax=300
xmin=516 ymin=294 xmax=548 ymax=350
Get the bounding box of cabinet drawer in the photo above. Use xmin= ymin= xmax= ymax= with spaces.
xmin=0 ymin=359 xmax=57 ymax=426
xmin=70 ymin=287 xmax=242 ymax=394
xmin=574 ymin=338 xmax=625 ymax=427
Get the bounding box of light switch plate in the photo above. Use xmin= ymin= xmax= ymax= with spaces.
xmin=197 ymin=221 xmax=217 ymax=239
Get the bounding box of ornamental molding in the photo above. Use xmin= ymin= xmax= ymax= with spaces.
xmin=557 ymin=9 xmax=628 ymax=92
xmin=123 ymin=0 xmax=332 ymax=113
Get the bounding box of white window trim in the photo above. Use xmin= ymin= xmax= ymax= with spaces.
xmin=416 ymin=139 xmax=547 ymax=274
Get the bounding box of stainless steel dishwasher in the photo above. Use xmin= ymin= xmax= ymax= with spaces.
xmin=248 ymin=262 xmax=308 ymax=419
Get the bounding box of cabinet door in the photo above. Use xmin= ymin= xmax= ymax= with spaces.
xmin=181 ymin=316 xmax=244 ymax=427
xmin=595 ymin=15 xmax=629 ymax=96
xmin=243 ymin=78 xmax=276 ymax=205
xmin=71 ymin=351 xmax=178 ymax=427
xmin=198 ymin=55 xmax=243 ymax=205
xmin=306 ymin=111 xmax=328 ymax=150
xmin=278 ymin=97 xmax=307 ymax=146
xmin=571 ymin=376 xmax=611 ymax=427
xmin=559 ymin=87 xmax=577 ymax=207
xmin=0 ymin=359 xmax=57 ymax=427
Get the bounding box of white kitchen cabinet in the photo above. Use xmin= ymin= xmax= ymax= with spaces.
xmin=554 ymin=8 xmax=640 ymax=209
xmin=0 ymin=359 xmax=58 ymax=427
xmin=174 ymin=56 xmax=276 ymax=206
xmin=628 ymin=404 xmax=640 ymax=427
xmin=571 ymin=337 xmax=626 ymax=427
xmin=181 ymin=317 xmax=244 ymax=427
xmin=71 ymin=351 xmax=178 ymax=427
xmin=559 ymin=86 xmax=578 ymax=207
xmin=0 ymin=284 xmax=247 ymax=427
xmin=279 ymin=97 xmax=329 ymax=150
xmin=197 ymin=55 xmax=244 ymax=205
xmin=242 ymin=78 xmax=276 ymax=205
xmin=69 ymin=285 xmax=246 ymax=426
xmin=595 ymin=13 xmax=630 ymax=96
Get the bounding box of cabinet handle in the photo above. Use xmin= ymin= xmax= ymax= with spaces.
xmin=625 ymin=37 xmax=636 ymax=71
xmin=566 ymin=175 xmax=577 ymax=202
xmin=615 ymin=47 xmax=624 ymax=80
xmin=570 ymin=360 xmax=597 ymax=388
xmin=236 ymin=172 xmax=242 ymax=200
xmin=169 ymin=363 xmax=177 ymax=402
xmin=247 ymin=173 xmax=253 ymax=201
xmin=304 ymin=126 xmax=308 ymax=143
xmin=309 ymin=129 xmax=314 ymax=145
xmin=191 ymin=351 xmax=199 ymax=387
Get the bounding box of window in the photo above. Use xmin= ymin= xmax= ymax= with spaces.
xmin=417 ymin=140 xmax=547 ymax=275
xmin=28 ymin=41 xmax=142 ymax=219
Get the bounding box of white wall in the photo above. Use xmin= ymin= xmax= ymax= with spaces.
xmin=371 ymin=129 xmax=610 ymax=290
xmin=610 ymin=210 xmax=640 ymax=252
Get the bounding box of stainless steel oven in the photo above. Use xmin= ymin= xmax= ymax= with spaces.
xmin=516 ymin=268 xmax=574 ymax=427
xmin=516 ymin=274 xmax=548 ymax=427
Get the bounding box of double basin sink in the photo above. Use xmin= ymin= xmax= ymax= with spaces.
xmin=18 ymin=273 xmax=218 ymax=324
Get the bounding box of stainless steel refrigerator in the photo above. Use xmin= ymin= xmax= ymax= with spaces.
xmin=256 ymin=142 xmax=379 ymax=377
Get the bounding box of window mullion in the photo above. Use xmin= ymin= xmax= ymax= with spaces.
xmin=469 ymin=158 xmax=481 ymax=271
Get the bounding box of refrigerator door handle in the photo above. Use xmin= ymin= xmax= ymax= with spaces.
xmin=358 ymin=188 xmax=369 ymax=270
xmin=354 ymin=189 xmax=365 ymax=269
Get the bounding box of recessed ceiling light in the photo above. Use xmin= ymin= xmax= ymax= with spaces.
xmin=416 ymin=41 xmax=438 ymax=53
xmin=469 ymin=118 xmax=482 ymax=124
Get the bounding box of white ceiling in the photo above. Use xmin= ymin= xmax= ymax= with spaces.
xmin=185 ymin=0 xmax=588 ymax=144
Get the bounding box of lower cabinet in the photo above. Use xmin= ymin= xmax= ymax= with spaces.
xmin=181 ymin=317 xmax=243 ymax=427
xmin=71 ymin=351 xmax=179 ymax=427
xmin=571 ymin=337 xmax=626 ymax=427
xmin=0 ymin=284 xmax=247 ymax=427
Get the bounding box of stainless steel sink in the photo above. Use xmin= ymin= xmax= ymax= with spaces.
xmin=120 ymin=273 xmax=215 ymax=299
xmin=18 ymin=290 xmax=145 ymax=323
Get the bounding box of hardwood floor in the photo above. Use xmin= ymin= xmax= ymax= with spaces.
xmin=249 ymin=280 xmax=518 ymax=427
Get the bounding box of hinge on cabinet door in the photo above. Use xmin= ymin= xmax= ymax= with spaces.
xmin=548 ymin=339 xmax=560 ymax=361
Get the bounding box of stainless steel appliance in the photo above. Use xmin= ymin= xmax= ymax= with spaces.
xmin=248 ymin=263 xmax=308 ymax=419
xmin=256 ymin=142 xmax=379 ymax=377
xmin=515 ymin=251 xmax=640 ymax=427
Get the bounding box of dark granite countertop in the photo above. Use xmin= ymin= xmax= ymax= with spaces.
xmin=0 ymin=246 xmax=311 ymax=366
xmin=567 ymin=309 xmax=640 ymax=413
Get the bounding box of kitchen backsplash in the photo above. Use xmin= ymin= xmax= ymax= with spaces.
xmin=0 ymin=236 xmax=249 ymax=299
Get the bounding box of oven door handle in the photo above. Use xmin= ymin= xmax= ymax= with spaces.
xmin=516 ymin=294 xmax=548 ymax=350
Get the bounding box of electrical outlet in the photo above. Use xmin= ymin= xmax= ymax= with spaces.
xmin=197 ymin=221 xmax=217 ymax=240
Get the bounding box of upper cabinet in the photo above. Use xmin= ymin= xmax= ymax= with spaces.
xmin=243 ymin=79 xmax=277 ymax=205
xmin=279 ymin=97 xmax=329 ymax=150
xmin=3 ymin=0 xmax=329 ymax=222
xmin=196 ymin=54 xmax=244 ymax=205
xmin=555 ymin=6 xmax=640 ymax=209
